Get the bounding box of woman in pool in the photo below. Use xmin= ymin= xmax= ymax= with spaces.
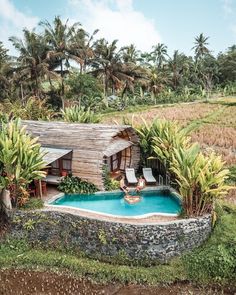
xmin=136 ymin=176 xmax=146 ymax=193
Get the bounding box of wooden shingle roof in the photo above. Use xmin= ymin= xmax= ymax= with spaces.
xmin=23 ymin=120 xmax=139 ymax=154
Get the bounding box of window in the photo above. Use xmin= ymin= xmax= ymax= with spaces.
xmin=108 ymin=152 xmax=121 ymax=172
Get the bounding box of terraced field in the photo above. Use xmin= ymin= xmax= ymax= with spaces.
xmin=103 ymin=98 xmax=236 ymax=167
xmin=103 ymin=102 xmax=222 ymax=127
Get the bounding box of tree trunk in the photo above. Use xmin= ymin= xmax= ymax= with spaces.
xmin=1 ymin=189 xmax=12 ymax=216
xmin=60 ymin=60 xmax=65 ymax=110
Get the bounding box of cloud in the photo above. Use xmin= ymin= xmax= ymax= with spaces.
xmin=221 ymin=0 xmax=234 ymax=16
xmin=68 ymin=0 xmax=161 ymax=52
xmin=0 ymin=0 xmax=38 ymax=55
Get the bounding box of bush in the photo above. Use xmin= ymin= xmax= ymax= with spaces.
xmin=1 ymin=97 xmax=54 ymax=120
xmin=183 ymin=204 xmax=236 ymax=283
xmin=21 ymin=198 xmax=44 ymax=210
xmin=102 ymin=166 xmax=120 ymax=191
xmin=58 ymin=176 xmax=98 ymax=194
xmin=61 ymin=106 xmax=101 ymax=123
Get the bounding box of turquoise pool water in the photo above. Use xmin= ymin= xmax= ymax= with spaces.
xmin=51 ymin=190 xmax=181 ymax=216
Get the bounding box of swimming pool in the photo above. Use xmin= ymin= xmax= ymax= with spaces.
xmin=50 ymin=190 xmax=181 ymax=217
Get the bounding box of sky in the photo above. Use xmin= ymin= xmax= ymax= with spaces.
xmin=0 ymin=0 xmax=236 ymax=57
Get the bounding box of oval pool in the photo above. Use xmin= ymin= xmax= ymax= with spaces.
xmin=50 ymin=190 xmax=181 ymax=217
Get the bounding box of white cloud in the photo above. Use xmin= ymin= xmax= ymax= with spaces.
xmin=221 ymin=0 xmax=233 ymax=15
xmin=68 ymin=0 xmax=161 ymax=52
xmin=0 ymin=0 xmax=38 ymax=55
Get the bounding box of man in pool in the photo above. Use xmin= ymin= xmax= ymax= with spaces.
xmin=119 ymin=175 xmax=129 ymax=194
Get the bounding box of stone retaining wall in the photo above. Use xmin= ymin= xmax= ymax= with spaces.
xmin=9 ymin=210 xmax=212 ymax=264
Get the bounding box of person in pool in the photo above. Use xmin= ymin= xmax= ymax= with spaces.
xmin=119 ymin=175 xmax=129 ymax=194
xmin=136 ymin=175 xmax=146 ymax=193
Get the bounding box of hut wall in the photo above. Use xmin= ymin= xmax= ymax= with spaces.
xmin=23 ymin=121 xmax=140 ymax=191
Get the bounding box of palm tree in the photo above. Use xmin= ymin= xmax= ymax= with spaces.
xmin=147 ymin=68 xmax=169 ymax=97
xmin=40 ymin=16 xmax=82 ymax=107
xmin=192 ymin=33 xmax=210 ymax=60
xmin=9 ymin=29 xmax=52 ymax=98
xmin=69 ymin=28 xmax=99 ymax=74
xmin=91 ymin=39 xmax=132 ymax=100
xmin=168 ymin=50 xmax=190 ymax=90
xmin=120 ymin=44 xmax=140 ymax=63
xmin=151 ymin=43 xmax=168 ymax=69
xmin=0 ymin=42 xmax=12 ymax=101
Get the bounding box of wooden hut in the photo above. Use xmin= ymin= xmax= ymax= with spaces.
xmin=23 ymin=121 xmax=140 ymax=190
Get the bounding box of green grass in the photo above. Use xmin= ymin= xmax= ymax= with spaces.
xmin=21 ymin=198 xmax=44 ymax=210
xmin=0 ymin=239 xmax=186 ymax=284
xmin=183 ymin=203 xmax=236 ymax=284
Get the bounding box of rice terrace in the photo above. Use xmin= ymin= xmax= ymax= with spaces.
xmin=0 ymin=0 xmax=236 ymax=294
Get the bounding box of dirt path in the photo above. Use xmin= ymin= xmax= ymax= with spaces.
xmin=0 ymin=269 xmax=235 ymax=295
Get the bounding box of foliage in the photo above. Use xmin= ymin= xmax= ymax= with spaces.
xmin=228 ymin=166 xmax=236 ymax=184
xmin=65 ymin=72 xmax=103 ymax=106
xmin=61 ymin=105 xmax=101 ymax=123
xmin=102 ymin=165 xmax=120 ymax=191
xmin=0 ymin=238 xmax=186 ymax=284
xmin=183 ymin=203 xmax=236 ymax=283
xmin=0 ymin=118 xmax=46 ymax=207
xmin=136 ymin=118 xmax=230 ymax=217
xmin=136 ymin=118 xmax=189 ymax=167
xmin=58 ymin=176 xmax=98 ymax=194
xmin=171 ymin=145 xmax=230 ymax=216
xmin=1 ymin=97 xmax=54 ymax=120
xmin=21 ymin=198 xmax=44 ymax=210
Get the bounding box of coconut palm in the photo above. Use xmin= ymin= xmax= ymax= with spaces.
xmin=120 ymin=44 xmax=140 ymax=63
xmin=168 ymin=50 xmax=191 ymax=90
xmin=9 ymin=29 xmax=54 ymax=98
xmin=151 ymin=43 xmax=169 ymax=69
xmin=192 ymin=33 xmax=210 ymax=60
xmin=69 ymin=28 xmax=99 ymax=74
xmin=147 ymin=68 xmax=169 ymax=97
xmin=91 ymin=39 xmax=134 ymax=100
xmin=39 ymin=16 xmax=83 ymax=106
xmin=0 ymin=42 xmax=13 ymax=101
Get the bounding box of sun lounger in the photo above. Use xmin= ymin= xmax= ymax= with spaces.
xmin=125 ymin=168 xmax=138 ymax=185
xmin=142 ymin=168 xmax=157 ymax=184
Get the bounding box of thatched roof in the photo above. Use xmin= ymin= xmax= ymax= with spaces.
xmin=41 ymin=147 xmax=72 ymax=165
xmin=23 ymin=120 xmax=139 ymax=155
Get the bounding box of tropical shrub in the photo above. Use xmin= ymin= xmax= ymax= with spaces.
xmin=102 ymin=165 xmax=120 ymax=191
xmin=136 ymin=118 xmax=230 ymax=217
xmin=136 ymin=118 xmax=189 ymax=167
xmin=228 ymin=165 xmax=236 ymax=184
xmin=171 ymin=144 xmax=230 ymax=216
xmin=65 ymin=72 xmax=103 ymax=108
xmin=58 ymin=176 xmax=98 ymax=194
xmin=183 ymin=204 xmax=236 ymax=283
xmin=1 ymin=97 xmax=54 ymax=120
xmin=61 ymin=106 xmax=101 ymax=123
xmin=0 ymin=118 xmax=46 ymax=207
xmin=21 ymin=197 xmax=44 ymax=210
